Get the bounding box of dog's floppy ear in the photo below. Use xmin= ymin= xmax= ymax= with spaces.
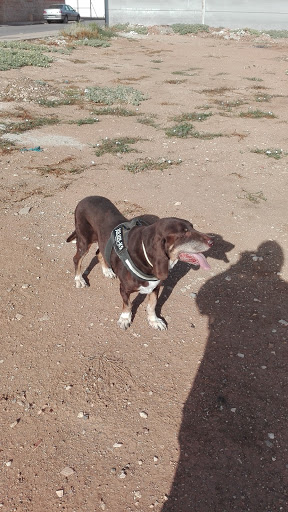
xmin=152 ymin=237 xmax=170 ymax=280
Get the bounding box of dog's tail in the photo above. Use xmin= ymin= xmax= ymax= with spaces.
xmin=66 ymin=231 xmax=76 ymax=243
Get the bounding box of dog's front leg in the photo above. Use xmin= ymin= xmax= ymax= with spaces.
xmin=117 ymin=284 xmax=132 ymax=329
xmin=146 ymin=288 xmax=167 ymax=330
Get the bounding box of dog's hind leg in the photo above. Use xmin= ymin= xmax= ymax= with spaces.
xmin=73 ymin=237 xmax=91 ymax=288
xmin=146 ymin=288 xmax=167 ymax=330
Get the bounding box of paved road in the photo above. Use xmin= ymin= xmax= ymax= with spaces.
xmin=0 ymin=19 xmax=104 ymax=41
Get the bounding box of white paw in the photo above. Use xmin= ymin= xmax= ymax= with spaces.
xmin=148 ymin=317 xmax=167 ymax=330
xmin=102 ymin=267 xmax=116 ymax=279
xmin=117 ymin=312 xmax=132 ymax=330
xmin=75 ymin=275 xmax=87 ymax=288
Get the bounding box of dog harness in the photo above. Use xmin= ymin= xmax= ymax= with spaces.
xmin=104 ymin=219 xmax=159 ymax=282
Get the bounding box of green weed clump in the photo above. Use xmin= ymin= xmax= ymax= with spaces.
xmin=5 ymin=117 xmax=59 ymax=133
xmin=172 ymin=112 xmax=212 ymax=122
xmin=0 ymin=45 xmax=53 ymax=70
xmin=61 ymin=23 xmax=115 ymax=41
xmin=252 ymin=148 xmax=285 ymax=159
xmin=124 ymin=157 xmax=182 ymax=173
xmin=91 ymin=106 xmax=139 ymax=116
xmin=239 ymin=109 xmax=276 ymax=119
xmin=76 ymin=39 xmax=111 ymax=48
xmin=165 ymin=122 xmax=222 ymax=139
xmin=172 ymin=24 xmax=209 ymax=35
xmin=93 ymin=137 xmax=143 ymax=156
xmin=85 ymin=85 xmax=147 ymax=106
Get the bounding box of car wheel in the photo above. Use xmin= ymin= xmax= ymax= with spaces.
xmin=63 ymin=15 xmax=68 ymax=23
xmin=76 ymin=15 xmax=80 ymax=22
xmin=47 ymin=20 xmax=51 ymax=24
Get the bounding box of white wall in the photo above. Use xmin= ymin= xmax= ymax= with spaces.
xmin=107 ymin=0 xmax=288 ymax=30
xmin=68 ymin=0 xmax=105 ymax=19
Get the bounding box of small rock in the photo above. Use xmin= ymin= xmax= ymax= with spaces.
xmin=237 ymin=353 xmax=244 ymax=358
xmin=15 ymin=314 xmax=23 ymax=321
xmin=119 ymin=470 xmax=126 ymax=479
xmin=39 ymin=313 xmax=49 ymax=322
xmin=19 ymin=206 xmax=32 ymax=215
xmin=60 ymin=466 xmax=74 ymax=477
xmin=5 ymin=460 xmax=13 ymax=467
xmin=279 ymin=319 xmax=288 ymax=326
xmin=113 ymin=442 xmax=123 ymax=448
xmin=77 ymin=411 xmax=89 ymax=419
xmin=153 ymin=456 xmax=159 ymax=462
xmin=174 ymin=201 xmax=181 ymax=206
xmin=10 ymin=418 xmax=20 ymax=428
xmin=56 ymin=489 xmax=64 ymax=498
xmin=268 ymin=433 xmax=275 ymax=439
xmin=139 ymin=411 xmax=148 ymax=419
xmin=134 ymin=490 xmax=142 ymax=499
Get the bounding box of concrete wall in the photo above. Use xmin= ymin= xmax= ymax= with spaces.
xmin=107 ymin=0 xmax=288 ymax=30
xmin=0 ymin=0 xmax=57 ymax=24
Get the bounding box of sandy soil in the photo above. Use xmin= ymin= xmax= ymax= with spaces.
xmin=1 ymin=27 xmax=288 ymax=511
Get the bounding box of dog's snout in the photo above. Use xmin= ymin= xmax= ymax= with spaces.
xmin=207 ymin=238 xmax=214 ymax=247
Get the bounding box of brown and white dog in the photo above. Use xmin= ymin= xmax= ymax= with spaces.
xmin=66 ymin=196 xmax=213 ymax=330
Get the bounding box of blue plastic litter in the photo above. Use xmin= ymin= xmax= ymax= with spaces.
xmin=21 ymin=146 xmax=43 ymax=152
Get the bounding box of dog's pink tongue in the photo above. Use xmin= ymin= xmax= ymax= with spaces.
xmin=179 ymin=252 xmax=210 ymax=269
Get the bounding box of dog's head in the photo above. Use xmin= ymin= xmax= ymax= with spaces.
xmin=143 ymin=217 xmax=213 ymax=280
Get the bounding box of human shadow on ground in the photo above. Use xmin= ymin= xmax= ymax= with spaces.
xmin=162 ymin=241 xmax=288 ymax=512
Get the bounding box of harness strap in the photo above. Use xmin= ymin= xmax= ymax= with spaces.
xmin=104 ymin=219 xmax=158 ymax=282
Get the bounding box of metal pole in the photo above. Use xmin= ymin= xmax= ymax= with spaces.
xmin=104 ymin=0 xmax=109 ymax=25
xmin=202 ymin=0 xmax=205 ymax=25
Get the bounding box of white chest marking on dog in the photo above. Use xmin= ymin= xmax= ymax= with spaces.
xmin=138 ymin=280 xmax=160 ymax=295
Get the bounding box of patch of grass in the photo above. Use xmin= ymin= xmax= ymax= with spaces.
xmin=255 ymin=94 xmax=272 ymax=102
xmin=252 ymin=148 xmax=285 ymax=159
xmin=244 ymin=77 xmax=263 ymax=82
xmin=85 ymin=85 xmax=147 ymax=106
xmin=112 ymin=23 xmax=148 ymax=35
xmin=34 ymin=157 xmax=85 ymax=176
xmin=137 ymin=115 xmax=158 ymax=127
xmin=201 ymin=87 xmax=232 ymax=95
xmin=239 ymin=190 xmax=267 ymax=204
xmin=171 ymin=68 xmax=200 ymax=76
xmin=165 ymin=79 xmax=187 ymax=84
xmin=76 ymin=39 xmax=111 ymax=48
xmin=165 ymin=122 xmax=223 ymax=139
xmin=124 ymin=157 xmax=182 ymax=173
xmin=91 ymin=106 xmax=139 ymax=117
xmin=172 ymin=112 xmax=212 ymax=122
xmin=165 ymin=122 xmax=195 ymax=138
xmin=239 ymin=109 xmax=276 ymax=118
xmin=265 ymin=29 xmax=288 ymax=39
xmin=5 ymin=116 xmax=59 ymax=133
xmin=214 ymin=99 xmax=246 ymax=109
xmin=0 ymin=139 xmax=16 ymax=154
xmin=0 ymin=46 xmax=53 ymax=71
xmin=61 ymin=22 xmax=116 ymax=41
xmin=39 ymin=87 xmax=84 ymax=107
xmin=69 ymin=117 xmax=100 ymax=126
xmin=93 ymin=137 xmax=143 ymax=156
xmin=171 ymin=24 xmax=209 ymax=35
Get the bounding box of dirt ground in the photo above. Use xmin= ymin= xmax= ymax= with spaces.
xmin=1 ymin=26 xmax=288 ymax=512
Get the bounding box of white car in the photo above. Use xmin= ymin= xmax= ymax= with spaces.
xmin=43 ymin=4 xmax=80 ymax=24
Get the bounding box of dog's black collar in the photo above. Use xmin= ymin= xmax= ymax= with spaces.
xmin=104 ymin=219 xmax=159 ymax=282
